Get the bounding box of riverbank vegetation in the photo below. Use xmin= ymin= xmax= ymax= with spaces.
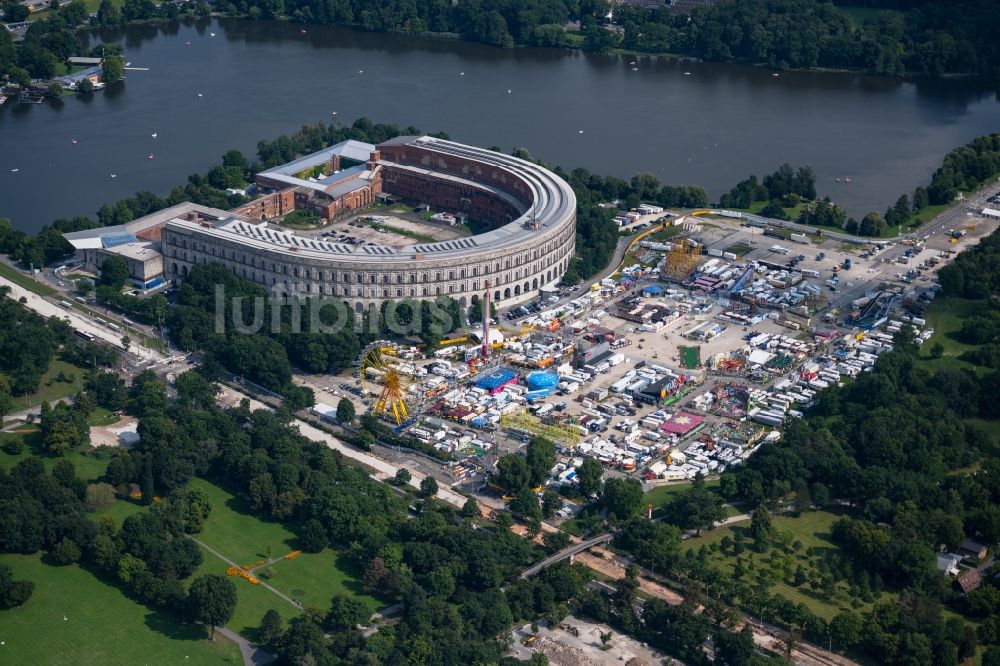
xmin=719 ymin=132 xmax=1000 ymax=237
xmin=207 ymin=0 xmax=1000 ymax=84
xmin=5 ymin=0 xmax=997 ymax=98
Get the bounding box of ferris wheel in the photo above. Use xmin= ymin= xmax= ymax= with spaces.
xmin=356 ymin=341 xmax=417 ymax=425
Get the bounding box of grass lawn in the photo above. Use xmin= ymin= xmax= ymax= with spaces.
xmin=191 ymin=555 xmax=301 ymax=638
xmin=87 ymin=406 xmax=121 ymax=427
xmin=682 ymin=509 xmax=874 ymax=621
xmin=0 ymin=431 xmax=145 ymax=526
xmin=0 ymin=431 xmax=109 ymax=482
xmin=0 ymin=553 xmax=242 ymax=666
xmin=735 ymin=200 xmax=807 ymax=222
xmin=916 ymin=296 xmax=988 ymax=372
xmin=965 ymin=418 xmax=1000 ymax=446
xmin=189 ymin=478 xmax=384 ymax=635
xmin=644 ymin=478 xmax=721 ymax=509
xmin=0 ymin=262 xmax=57 ymax=297
xmin=379 ymin=223 xmax=437 ymax=244
xmin=834 ymin=3 xmax=901 ymax=26
xmin=278 ymin=210 xmax=323 ymax=230
xmin=10 ymin=359 xmax=87 ymax=412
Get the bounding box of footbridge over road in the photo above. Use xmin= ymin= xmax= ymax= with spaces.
xmin=520 ymin=532 xmax=614 ymax=579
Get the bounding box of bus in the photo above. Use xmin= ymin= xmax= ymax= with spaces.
xmin=74 ymin=329 xmax=95 ymax=342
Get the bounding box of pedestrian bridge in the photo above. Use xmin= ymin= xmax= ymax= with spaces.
xmin=520 ymin=532 xmax=614 ymax=579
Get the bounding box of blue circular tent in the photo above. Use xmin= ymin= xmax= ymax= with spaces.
xmin=526 ymin=371 xmax=559 ymax=391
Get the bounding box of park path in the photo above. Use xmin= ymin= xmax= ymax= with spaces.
xmin=215 ymin=626 xmax=276 ymax=666
xmin=186 ymin=535 xmax=303 ymax=611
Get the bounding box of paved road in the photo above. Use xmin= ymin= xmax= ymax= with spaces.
xmin=186 ymin=534 xmax=303 ymax=611
xmin=0 ymin=272 xmax=165 ymax=363
xmin=215 ymin=384 xmax=470 ymax=510
xmin=215 ymin=626 xmax=276 ymax=666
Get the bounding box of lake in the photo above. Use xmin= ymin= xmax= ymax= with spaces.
xmin=1 ymin=17 xmax=997 ymax=233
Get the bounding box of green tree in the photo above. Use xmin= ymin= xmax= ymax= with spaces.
xmin=0 ymin=563 xmax=34 ymax=609
xmin=830 ymin=610 xmax=863 ymax=649
xmin=100 ymin=255 xmax=129 ymax=289
xmin=543 ymin=530 xmax=571 ymax=552
xmin=525 ymin=436 xmax=557 ymax=487
xmin=336 ymin=398 xmax=355 ymax=423
xmin=663 ymin=477 xmax=726 ymax=535
xmin=603 ymin=478 xmax=643 ymax=521
xmin=576 ymin=457 xmax=603 ymax=498
xmin=102 ymin=54 xmax=125 ymax=83
xmin=859 ymin=211 xmax=887 ymax=237
xmin=84 ymin=482 xmax=116 ymax=512
xmin=715 ymin=625 xmax=756 ymax=665
xmin=394 ymin=468 xmax=411 ymax=486
xmin=462 ymin=497 xmax=480 ymax=518
xmin=419 ymin=475 xmax=438 ymax=498
xmin=496 ymin=454 xmax=531 ymax=492
xmin=187 ymin=575 xmax=237 ymax=640
xmin=50 ymin=537 xmax=81 ymax=565
xmin=541 ymin=490 xmax=562 ymax=519
xmin=510 ymin=486 xmax=542 ymax=522
xmin=298 ymin=519 xmax=327 ymax=553
xmin=46 ymin=81 xmax=64 ymax=99
xmin=258 ymin=609 xmax=283 ymax=646
xmin=77 ymin=78 xmax=95 ymax=94
xmin=326 ymin=595 xmax=369 ymax=631
xmin=749 ymin=506 xmax=773 ymax=543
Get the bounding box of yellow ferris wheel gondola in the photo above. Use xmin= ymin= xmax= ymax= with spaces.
xmin=357 ymin=341 xmax=412 ymax=425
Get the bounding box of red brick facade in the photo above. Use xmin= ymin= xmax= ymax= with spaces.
xmin=234 ymin=189 xmax=296 ymax=220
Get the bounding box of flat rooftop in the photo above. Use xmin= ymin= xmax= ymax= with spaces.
xmin=257 ymin=139 xmax=376 ymax=193
xmin=62 ymin=202 xmax=232 ymax=250
xmin=164 ymin=137 xmax=576 ymax=263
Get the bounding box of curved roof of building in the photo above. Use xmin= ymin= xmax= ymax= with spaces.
xmin=166 ymin=137 xmax=576 ymax=264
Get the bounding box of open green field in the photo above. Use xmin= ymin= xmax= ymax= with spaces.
xmin=917 ymin=296 xmax=988 ymax=372
xmin=682 ymin=509 xmax=876 ymax=621
xmin=644 ymin=478 xmax=721 ymax=508
xmin=834 ymin=4 xmax=902 ymax=26
xmin=644 ymin=479 xmax=743 ymax=520
xmin=12 ymin=359 xmax=87 ymax=411
xmin=189 ymin=478 xmax=383 ymax=635
xmin=735 ymin=199 xmax=807 ymax=222
xmin=0 ymin=262 xmax=57 ymax=297
xmin=0 ymin=553 xmax=241 ymax=665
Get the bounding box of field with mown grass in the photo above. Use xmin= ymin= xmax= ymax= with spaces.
xmin=681 ymin=509 xmax=883 ymax=621
xmin=0 ymin=553 xmax=242 ymax=666
xmin=916 ymin=296 xmax=988 ymax=371
xmin=188 ymin=478 xmax=384 ymax=636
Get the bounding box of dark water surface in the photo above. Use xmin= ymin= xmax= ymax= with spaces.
xmin=1 ymin=18 xmax=997 ymax=232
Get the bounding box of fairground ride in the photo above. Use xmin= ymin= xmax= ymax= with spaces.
xmin=356 ymin=341 xmax=420 ymax=425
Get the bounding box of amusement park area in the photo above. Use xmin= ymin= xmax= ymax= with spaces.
xmin=304 ymin=206 xmax=998 ymax=521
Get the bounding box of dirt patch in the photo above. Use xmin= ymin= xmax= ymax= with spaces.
xmin=90 ymin=416 xmax=139 ymax=449
xmin=507 ymin=617 xmax=664 ymax=666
